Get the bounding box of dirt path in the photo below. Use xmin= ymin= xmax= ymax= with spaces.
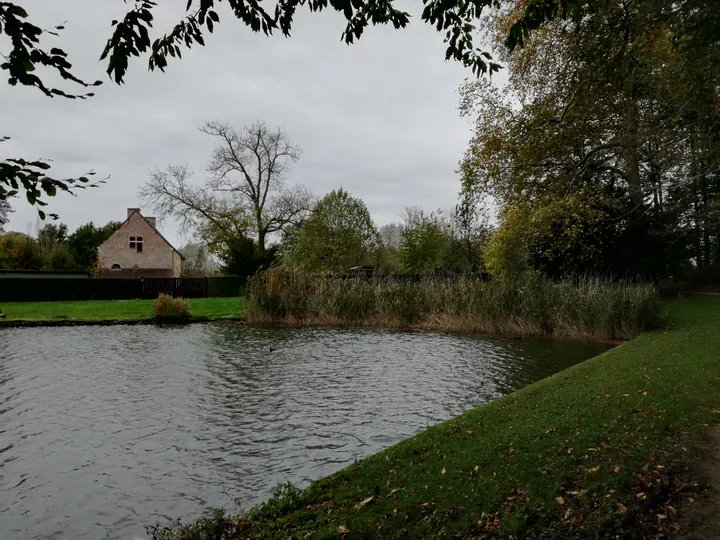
xmin=679 ymin=426 xmax=720 ymax=539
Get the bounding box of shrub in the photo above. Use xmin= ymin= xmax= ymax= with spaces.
xmin=153 ymin=294 xmax=191 ymax=322
xmin=146 ymin=508 xmax=238 ymax=540
xmin=246 ymin=266 xmax=666 ymax=341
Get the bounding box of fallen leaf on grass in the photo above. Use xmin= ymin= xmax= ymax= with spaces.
xmin=613 ymin=466 xmax=621 ymax=473
xmin=355 ymin=496 xmax=373 ymax=509
xmin=564 ymin=508 xmax=573 ymax=520
xmin=636 ymin=492 xmax=647 ymax=500
xmin=617 ymin=503 xmax=628 ymax=513
xmin=657 ymin=514 xmax=667 ymax=519
xmin=587 ymin=466 xmax=600 ymax=473
xmin=337 ymin=525 xmax=350 ymax=534
xmin=668 ymin=505 xmax=677 ymax=514
xmin=556 ymin=497 xmax=565 ymax=505
xmin=441 ymin=467 xmax=446 ymax=475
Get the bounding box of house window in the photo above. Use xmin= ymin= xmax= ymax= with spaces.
xmin=111 ymin=264 xmax=121 ymax=270
xmin=129 ymin=236 xmax=143 ymax=252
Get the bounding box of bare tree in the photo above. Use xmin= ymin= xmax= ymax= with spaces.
xmin=201 ymin=121 xmax=313 ymax=252
xmin=401 ymin=206 xmax=428 ymax=230
xmin=140 ymin=122 xmax=314 ymax=254
xmin=450 ymin=191 xmax=491 ymax=272
xmin=141 ymin=164 xmax=251 ymax=240
xmin=380 ymin=223 xmax=403 ymax=250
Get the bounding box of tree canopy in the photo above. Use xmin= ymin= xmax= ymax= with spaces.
xmin=461 ymin=0 xmax=720 ymax=278
xmin=0 ymin=0 xmax=592 ymax=213
xmin=289 ymin=188 xmax=379 ymax=272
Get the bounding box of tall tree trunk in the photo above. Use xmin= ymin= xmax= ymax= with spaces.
xmin=622 ymin=93 xmax=644 ymax=213
xmin=689 ymin=146 xmax=704 ymax=267
xmin=256 ymin=210 xmax=266 ymax=253
xmin=699 ymin=162 xmax=713 ymax=267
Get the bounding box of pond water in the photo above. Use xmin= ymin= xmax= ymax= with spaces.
xmin=0 ymin=324 xmax=612 ymax=540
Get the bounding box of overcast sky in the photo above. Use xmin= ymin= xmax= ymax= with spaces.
xmin=3 ymin=0 xmax=503 ymax=246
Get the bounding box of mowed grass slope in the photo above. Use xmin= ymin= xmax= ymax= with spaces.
xmin=0 ymin=297 xmax=245 ymax=323
xmin=153 ymin=297 xmax=720 ymax=539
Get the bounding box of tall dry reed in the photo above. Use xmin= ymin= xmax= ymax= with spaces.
xmin=245 ymin=267 xmax=666 ymax=341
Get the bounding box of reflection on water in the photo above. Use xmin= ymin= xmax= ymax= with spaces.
xmin=0 ymin=324 xmax=611 ymax=540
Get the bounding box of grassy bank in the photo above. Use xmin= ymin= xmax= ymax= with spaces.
xmin=246 ymin=268 xmax=665 ymax=341
xmin=0 ymin=297 xmax=245 ymax=324
xmin=150 ymin=297 xmax=720 ymax=539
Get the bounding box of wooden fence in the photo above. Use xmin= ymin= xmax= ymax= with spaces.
xmin=0 ymin=276 xmax=248 ymax=303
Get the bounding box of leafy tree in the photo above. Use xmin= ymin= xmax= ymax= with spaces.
xmin=483 ymin=190 xmax=612 ymax=277
xmin=0 ymin=233 xmax=43 ymax=270
xmin=0 ymin=199 xmax=11 ymax=232
xmin=372 ymin=223 xmax=404 ymax=273
xmin=443 ymin=196 xmax=491 ymax=274
xmin=67 ymin=221 xmax=120 ymax=271
xmin=460 ymin=0 xmax=720 ymax=278
xmin=400 ymin=210 xmax=449 ymax=273
xmin=37 ymin=223 xmax=69 ymax=258
xmin=141 ymin=123 xmax=314 ymax=254
xmin=290 ymin=189 xmax=379 ymax=272
xmin=217 ymin=235 xmax=278 ymax=276
xmin=43 ymin=244 xmax=77 ymax=271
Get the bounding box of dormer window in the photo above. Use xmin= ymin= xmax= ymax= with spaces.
xmin=129 ymin=236 xmax=144 ymax=252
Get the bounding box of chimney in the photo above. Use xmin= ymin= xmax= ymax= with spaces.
xmin=127 ymin=208 xmax=140 ymax=218
xmin=146 ymin=217 xmax=157 ymax=229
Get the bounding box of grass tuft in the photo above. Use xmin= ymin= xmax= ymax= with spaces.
xmin=153 ymin=294 xmax=191 ymax=322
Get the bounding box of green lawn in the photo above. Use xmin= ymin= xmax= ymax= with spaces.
xmin=152 ymin=297 xmax=720 ymax=539
xmin=0 ymin=297 xmax=245 ymax=323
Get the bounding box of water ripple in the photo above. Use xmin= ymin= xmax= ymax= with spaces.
xmin=0 ymin=324 xmax=611 ymax=540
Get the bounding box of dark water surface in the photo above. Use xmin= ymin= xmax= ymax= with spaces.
xmin=0 ymin=324 xmax=612 ymax=539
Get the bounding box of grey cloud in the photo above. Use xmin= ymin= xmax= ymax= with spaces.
xmin=4 ymin=0 xmax=505 ymax=242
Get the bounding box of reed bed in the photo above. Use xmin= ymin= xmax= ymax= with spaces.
xmin=245 ymin=267 xmax=666 ymax=341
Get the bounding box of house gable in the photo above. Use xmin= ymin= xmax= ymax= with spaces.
xmin=97 ymin=210 xmax=183 ymax=277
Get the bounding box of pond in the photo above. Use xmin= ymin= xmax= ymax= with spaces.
xmin=0 ymin=324 xmax=612 ymax=540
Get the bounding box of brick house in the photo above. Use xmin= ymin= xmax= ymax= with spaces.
xmin=97 ymin=208 xmax=183 ymax=278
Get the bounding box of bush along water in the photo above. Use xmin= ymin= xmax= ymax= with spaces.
xmin=153 ymin=294 xmax=191 ymax=323
xmin=245 ymin=267 xmax=666 ymax=341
